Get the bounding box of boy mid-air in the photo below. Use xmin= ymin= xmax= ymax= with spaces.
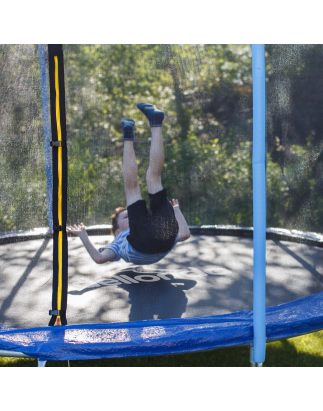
xmin=68 ymin=103 xmax=190 ymax=265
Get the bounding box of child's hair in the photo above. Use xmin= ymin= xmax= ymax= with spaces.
xmin=111 ymin=207 xmax=126 ymax=236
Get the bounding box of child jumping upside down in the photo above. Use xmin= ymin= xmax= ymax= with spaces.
xmin=67 ymin=103 xmax=190 ymax=265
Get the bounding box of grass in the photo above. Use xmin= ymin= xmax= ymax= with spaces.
xmin=1 ymin=330 xmax=323 ymax=367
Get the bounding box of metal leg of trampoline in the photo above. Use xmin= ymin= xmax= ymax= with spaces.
xmin=250 ymin=344 xmax=263 ymax=367
xmin=250 ymin=344 xmax=255 ymax=366
xmin=38 ymin=360 xmax=47 ymax=367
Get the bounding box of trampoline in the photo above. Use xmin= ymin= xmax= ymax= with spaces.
xmin=1 ymin=44 xmax=323 ymax=365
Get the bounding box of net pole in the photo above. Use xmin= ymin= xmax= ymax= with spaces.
xmin=38 ymin=44 xmax=53 ymax=232
xmin=48 ymin=44 xmax=68 ymax=327
xmin=252 ymin=44 xmax=266 ymax=364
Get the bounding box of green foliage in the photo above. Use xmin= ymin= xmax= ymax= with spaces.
xmin=62 ymin=44 xmax=254 ymax=227
xmin=0 ymin=45 xmax=49 ymax=231
xmin=2 ymin=44 xmax=323 ymax=233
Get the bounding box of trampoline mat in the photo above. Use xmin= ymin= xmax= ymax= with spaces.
xmin=1 ymin=234 xmax=323 ymax=329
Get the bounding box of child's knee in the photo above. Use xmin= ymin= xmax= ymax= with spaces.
xmin=146 ymin=168 xmax=161 ymax=183
xmin=124 ymin=180 xmax=140 ymax=191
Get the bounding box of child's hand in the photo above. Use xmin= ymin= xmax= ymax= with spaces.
xmin=170 ymin=199 xmax=180 ymax=208
xmin=67 ymin=223 xmax=87 ymax=238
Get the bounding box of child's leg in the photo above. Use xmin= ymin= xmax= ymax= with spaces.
xmin=121 ymin=119 xmax=142 ymax=206
xmin=135 ymin=105 xmax=178 ymax=252
xmin=136 ymin=104 xmax=165 ymax=194
xmin=146 ymin=127 xmax=164 ymax=194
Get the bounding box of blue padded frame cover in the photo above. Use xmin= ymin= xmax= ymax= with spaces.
xmin=0 ymin=292 xmax=323 ymax=361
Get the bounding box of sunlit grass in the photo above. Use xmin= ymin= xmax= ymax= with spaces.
xmin=1 ymin=330 xmax=323 ymax=367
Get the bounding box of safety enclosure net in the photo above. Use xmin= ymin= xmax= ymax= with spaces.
xmin=0 ymin=45 xmax=323 ymax=354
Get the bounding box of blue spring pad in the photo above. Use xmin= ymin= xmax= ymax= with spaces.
xmin=1 ymin=292 xmax=323 ymax=361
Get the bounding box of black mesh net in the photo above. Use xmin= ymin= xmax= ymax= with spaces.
xmin=63 ymin=44 xmax=253 ymax=227
xmin=1 ymin=44 xmax=322 ymax=330
xmin=266 ymin=44 xmax=323 ymax=232
xmin=0 ymin=45 xmax=49 ymax=233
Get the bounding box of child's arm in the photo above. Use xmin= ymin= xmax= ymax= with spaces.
xmin=170 ymin=199 xmax=191 ymax=242
xmin=67 ymin=223 xmax=116 ymax=264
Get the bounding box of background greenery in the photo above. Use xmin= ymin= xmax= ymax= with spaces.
xmin=2 ymin=44 xmax=323 ymax=233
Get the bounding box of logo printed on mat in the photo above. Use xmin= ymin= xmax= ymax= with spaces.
xmin=69 ymin=265 xmax=232 ymax=293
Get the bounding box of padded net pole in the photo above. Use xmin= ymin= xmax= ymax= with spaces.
xmin=38 ymin=45 xmax=53 ymax=232
xmin=252 ymin=44 xmax=266 ymax=364
xmin=48 ymin=45 xmax=68 ymax=327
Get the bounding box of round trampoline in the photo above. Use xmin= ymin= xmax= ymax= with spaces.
xmin=1 ymin=44 xmax=323 ymax=365
xmin=1 ymin=226 xmax=323 ymax=362
xmin=1 ymin=226 xmax=323 ymax=328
